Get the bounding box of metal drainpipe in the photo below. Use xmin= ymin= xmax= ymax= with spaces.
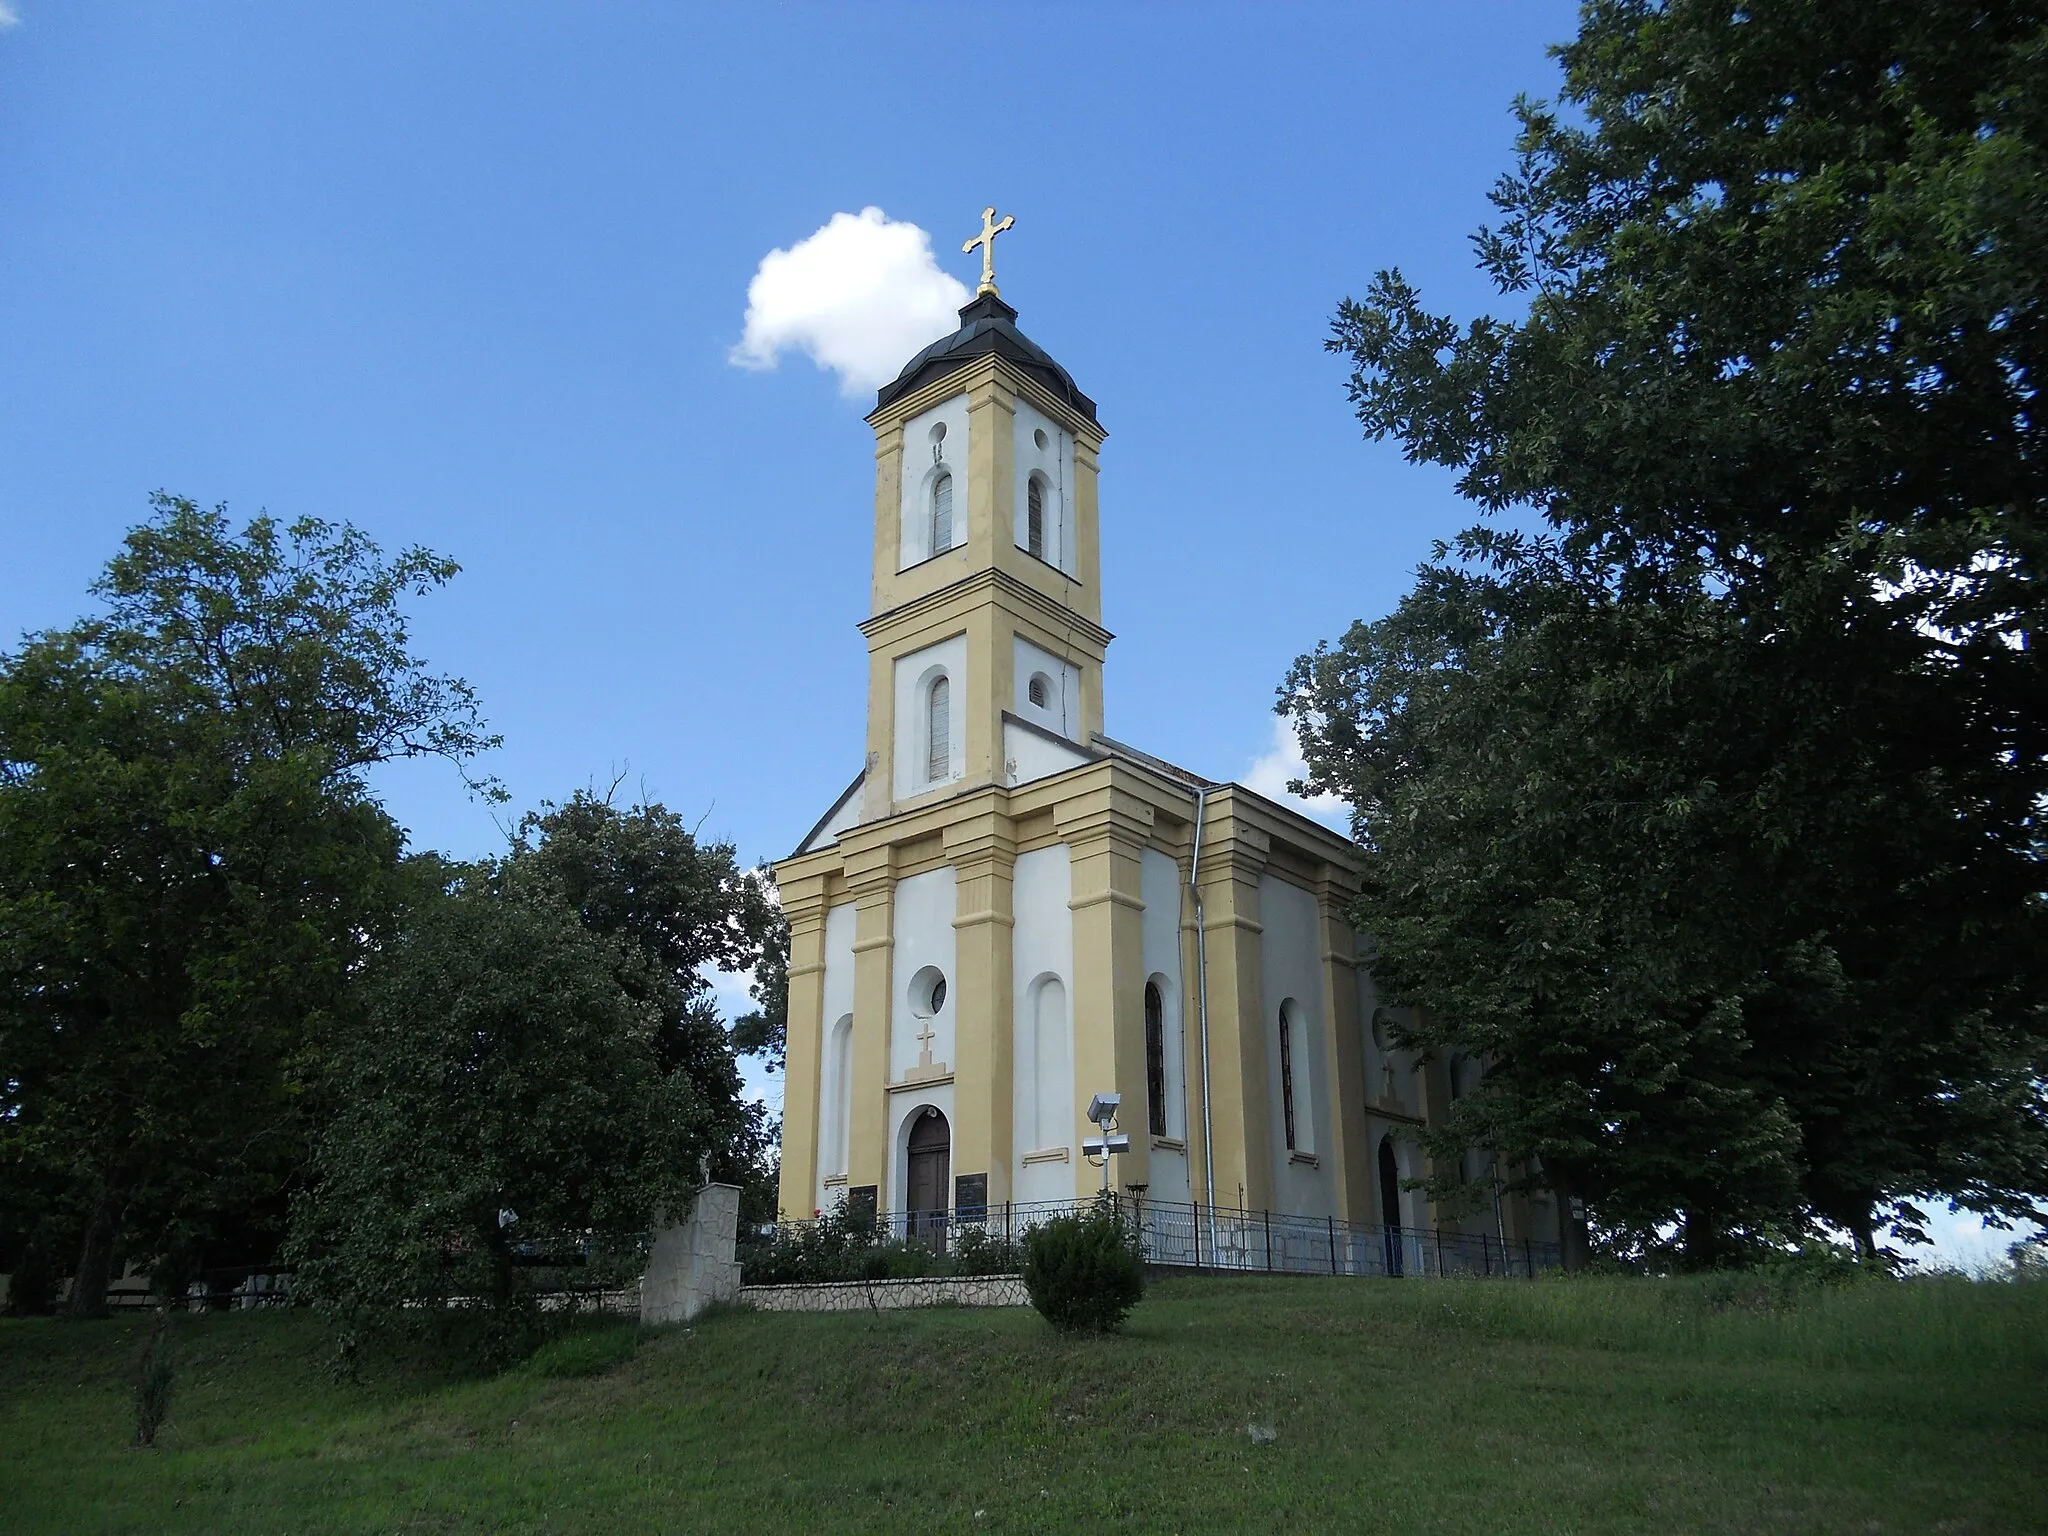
xmin=1188 ymin=786 xmax=1217 ymax=1233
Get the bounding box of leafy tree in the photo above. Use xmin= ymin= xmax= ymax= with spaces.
xmin=1289 ymin=0 xmax=2047 ymax=1264
xmin=502 ymin=792 xmax=786 ymax=1184
xmin=287 ymin=864 xmax=700 ymax=1352
xmin=730 ymin=919 xmax=790 ymax=1075
xmin=290 ymin=797 xmax=786 ymax=1345
xmin=0 ymin=496 xmax=493 ymax=1315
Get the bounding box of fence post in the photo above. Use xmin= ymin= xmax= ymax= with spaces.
xmin=1327 ymin=1216 xmax=1338 ymax=1275
xmin=1263 ymin=1208 xmax=1273 ymax=1273
xmin=1193 ymin=1203 xmax=1202 ymax=1271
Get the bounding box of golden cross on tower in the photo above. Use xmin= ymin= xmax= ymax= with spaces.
xmin=962 ymin=205 xmax=1015 ymax=297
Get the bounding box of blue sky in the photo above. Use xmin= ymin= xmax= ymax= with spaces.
xmin=0 ymin=2 xmax=2027 ymax=1268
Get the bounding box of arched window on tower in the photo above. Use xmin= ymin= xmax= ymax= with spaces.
xmin=925 ymin=674 xmax=950 ymax=783
xmin=1026 ymin=474 xmax=1047 ymax=561
xmin=930 ymin=471 xmax=954 ymax=555
xmin=1144 ymin=980 xmax=1168 ymax=1137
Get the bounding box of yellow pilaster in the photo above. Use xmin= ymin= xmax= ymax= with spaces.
xmin=774 ymin=871 xmax=832 ymax=1219
xmin=1198 ymin=816 xmax=1272 ymax=1210
xmin=843 ymin=844 xmax=897 ymax=1205
xmin=870 ymin=420 xmax=904 ymax=612
xmin=945 ymin=811 xmax=1017 ymax=1204
xmin=1070 ymin=434 xmax=1106 ymax=743
xmin=1058 ymin=785 xmax=1155 ymax=1197
xmin=1313 ymin=863 xmax=1370 ymax=1226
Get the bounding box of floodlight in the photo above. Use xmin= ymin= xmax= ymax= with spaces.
xmin=1087 ymin=1092 xmax=1121 ymax=1126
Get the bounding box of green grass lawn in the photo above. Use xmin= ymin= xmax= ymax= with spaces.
xmin=2 ymin=1275 xmax=2041 ymax=1534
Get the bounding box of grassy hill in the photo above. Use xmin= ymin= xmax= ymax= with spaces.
xmin=1 ymin=1274 xmax=2041 ymax=1534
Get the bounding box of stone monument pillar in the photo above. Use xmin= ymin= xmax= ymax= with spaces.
xmin=639 ymin=1183 xmax=742 ymax=1325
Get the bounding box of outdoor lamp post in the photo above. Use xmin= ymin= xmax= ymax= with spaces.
xmin=1082 ymin=1092 xmax=1131 ymax=1200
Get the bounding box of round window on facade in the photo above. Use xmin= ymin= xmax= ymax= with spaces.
xmin=1370 ymin=1008 xmax=1389 ymax=1053
xmin=909 ymin=965 xmax=948 ymax=1018
xmin=1033 ymin=427 xmax=1049 ymax=451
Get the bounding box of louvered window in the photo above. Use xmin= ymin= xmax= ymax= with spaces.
xmin=1027 ymin=673 xmax=1050 ymax=708
xmin=926 ymin=675 xmax=950 ymax=782
xmin=930 ymin=472 xmax=953 ymax=554
xmin=1026 ymin=475 xmax=1046 ymax=560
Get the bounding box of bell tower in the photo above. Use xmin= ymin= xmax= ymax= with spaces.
xmin=855 ymin=217 xmax=1110 ymax=823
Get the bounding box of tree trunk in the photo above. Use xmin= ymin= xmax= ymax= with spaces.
xmin=481 ymin=1214 xmax=516 ymax=1315
xmin=1552 ymin=1163 xmax=1592 ymax=1272
xmin=64 ymin=1185 xmax=124 ymax=1319
xmin=1679 ymin=1206 xmax=1723 ymax=1271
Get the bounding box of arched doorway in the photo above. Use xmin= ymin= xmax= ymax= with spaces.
xmin=906 ymin=1107 xmax=951 ymax=1249
xmin=1378 ymin=1136 xmax=1404 ymax=1277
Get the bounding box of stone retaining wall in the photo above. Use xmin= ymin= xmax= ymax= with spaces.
xmin=739 ymin=1274 xmax=1029 ymax=1312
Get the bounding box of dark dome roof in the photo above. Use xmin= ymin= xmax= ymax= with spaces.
xmin=875 ymin=293 xmax=1097 ymax=423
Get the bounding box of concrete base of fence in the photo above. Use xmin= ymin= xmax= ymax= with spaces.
xmin=740 ymin=1274 xmax=1029 ymax=1312
xmin=639 ymin=1183 xmax=741 ymax=1325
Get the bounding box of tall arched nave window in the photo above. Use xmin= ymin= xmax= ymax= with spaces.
xmin=1026 ymin=473 xmax=1047 ymax=561
xmin=1278 ymin=998 xmax=1313 ymax=1154
xmin=1144 ymin=980 xmax=1168 ymax=1137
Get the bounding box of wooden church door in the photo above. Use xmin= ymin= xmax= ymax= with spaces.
xmin=906 ymin=1107 xmax=951 ymax=1249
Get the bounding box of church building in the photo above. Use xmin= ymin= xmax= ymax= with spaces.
xmin=772 ymin=212 xmax=1559 ymax=1260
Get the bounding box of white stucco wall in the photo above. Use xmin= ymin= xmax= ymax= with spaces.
xmin=1002 ymin=717 xmax=1090 ymax=789
xmin=1011 ymin=397 xmax=1075 ymax=574
xmin=890 ymin=866 xmax=957 ymax=1082
xmin=1260 ymin=873 xmax=1336 ymax=1220
xmin=899 ymin=393 xmax=971 ymax=570
xmin=1011 ymin=843 xmax=1075 ymax=1206
xmin=891 ymin=634 xmax=967 ymax=802
xmin=1140 ymin=848 xmax=1192 ymax=1206
xmin=1367 ymin=997 xmax=1422 ymax=1116
xmin=1011 ymin=635 xmax=1082 ymax=742
xmin=813 ymin=901 xmax=858 ymax=1213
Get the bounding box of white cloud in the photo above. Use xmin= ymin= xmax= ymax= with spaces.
xmin=0 ymin=4 xmax=21 ymax=28
xmin=1243 ymin=715 xmax=1350 ymax=830
xmin=731 ymin=207 xmax=969 ymax=397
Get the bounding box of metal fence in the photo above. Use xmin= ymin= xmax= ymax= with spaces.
xmin=781 ymin=1196 xmax=1561 ymax=1280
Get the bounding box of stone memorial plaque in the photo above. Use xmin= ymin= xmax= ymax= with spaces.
xmin=954 ymin=1172 xmax=988 ymax=1222
xmin=847 ymin=1184 xmax=878 ymax=1228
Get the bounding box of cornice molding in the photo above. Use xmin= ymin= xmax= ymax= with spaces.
xmin=860 ymin=565 xmax=1114 ymax=650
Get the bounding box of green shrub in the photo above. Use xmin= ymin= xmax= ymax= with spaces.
xmin=1023 ymin=1200 xmax=1145 ymax=1334
xmin=951 ymin=1223 xmax=1025 ymax=1276
xmin=738 ymin=1199 xmax=1026 ymax=1285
